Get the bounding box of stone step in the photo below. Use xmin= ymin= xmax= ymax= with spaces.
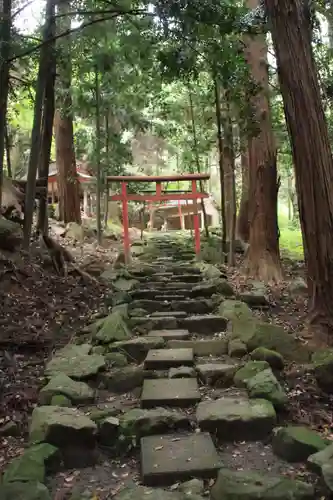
xmin=154 ymin=295 xmax=187 ymax=301
xmin=131 ymin=316 xmax=179 ymax=332
xmin=141 ymin=378 xmax=201 ymax=408
xmin=132 ymin=289 xmax=192 ymax=300
xmin=148 ymin=329 xmax=191 ymax=341
xmin=144 ymin=348 xmax=194 ymax=370
xmin=141 ymin=432 xmax=221 ymax=486
xmin=142 ymin=282 xmax=197 ymax=290
xmin=181 ymin=315 xmax=228 ymax=334
xmin=166 ymin=338 xmax=228 ymax=356
xmin=150 ymin=311 xmax=187 ymax=318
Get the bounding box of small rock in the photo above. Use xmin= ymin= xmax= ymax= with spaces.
xmin=246 ymin=369 xmax=288 ymax=409
xmin=105 ymin=352 xmax=128 ymax=367
xmin=272 ymin=426 xmax=329 ymax=462
xmin=45 ymin=344 xmax=105 ymax=380
xmin=169 ymin=366 xmax=196 ymax=378
xmin=179 ymin=478 xmax=204 ymax=495
xmin=39 ymin=373 xmax=95 ymax=405
xmin=94 ymin=310 xmax=132 ymax=344
xmin=98 ymin=416 xmax=120 ymax=446
xmin=250 ymin=347 xmax=284 ymax=370
xmin=228 ymin=339 xmax=247 ymax=358
xmin=287 ymin=277 xmax=307 ymax=296
xmin=210 ymin=468 xmax=314 ymax=500
xmin=233 ymin=361 xmax=270 ymax=387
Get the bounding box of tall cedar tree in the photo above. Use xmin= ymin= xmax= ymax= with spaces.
xmin=265 ymin=0 xmax=333 ymax=325
xmin=243 ymin=0 xmax=282 ymax=282
xmin=55 ymin=0 xmax=81 ymax=224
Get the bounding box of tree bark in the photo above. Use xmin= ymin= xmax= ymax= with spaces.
xmin=55 ymin=0 xmax=81 ymax=224
xmin=37 ymin=0 xmax=56 ymax=235
xmin=265 ymin=0 xmax=333 ymax=324
xmin=95 ymin=65 xmax=102 ymax=244
xmin=214 ymin=77 xmax=227 ymax=262
xmin=243 ymin=0 xmax=282 ymax=282
xmin=236 ymin=149 xmax=250 ymax=241
xmin=223 ymin=95 xmax=236 ymax=266
xmin=0 ymin=0 xmax=11 ymax=207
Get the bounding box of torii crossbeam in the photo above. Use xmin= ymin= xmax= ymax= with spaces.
xmin=106 ymin=173 xmax=210 ymax=264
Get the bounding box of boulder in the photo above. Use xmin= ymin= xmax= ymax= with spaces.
xmin=94 ymin=311 xmax=132 ymax=344
xmin=29 ymin=406 xmax=97 ymax=447
xmin=0 ymin=482 xmax=51 ymax=500
xmin=214 ymin=279 xmax=234 ymax=297
xmin=0 ymin=420 xmax=19 ymax=437
xmin=39 ymin=373 xmax=95 ymax=405
xmin=105 ymin=291 xmax=131 ymax=307
xmin=231 ymin=318 xmax=310 ymax=362
xmin=179 ymin=479 xmax=204 ymax=496
xmin=250 ymin=347 xmax=284 ymax=370
xmin=246 ymin=369 xmax=288 ymax=409
xmin=50 ymin=394 xmax=72 ymax=407
xmin=228 ymin=339 xmax=247 ymax=358
xmin=272 ymin=426 xmax=329 ymax=462
xmin=113 ymin=277 xmax=139 ymax=292
xmin=219 ymin=300 xmax=253 ymax=321
xmin=100 ymin=365 xmax=145 ymax=393
xmin=312 ymin=349 xmax=333 ymax=393
xmin=108 ymin=336 xmax=165 ymax=363
xmin=210 ymin=469 xmax=314 ymax=500
xmin=119 ymin=408 xmax=190 ymax=441
xmin=196 ymin=363 xmax=237 ymax=386
xmin=322 ymin=461 xmax=333 ymax=493
xmin=196 ymin=396 xmax=276 ymax=440
xmin=45 ymin=344 xmax=105 ymax=380
xmin=3 ymin=443 xmax=60 ymax=483
xmin=287 ymin=277 xmax=308 ymax=296
xmin=238 ymin=292 xmax=269 ymax=307
xmin=234 ymin=361 xmax=270 ymax=387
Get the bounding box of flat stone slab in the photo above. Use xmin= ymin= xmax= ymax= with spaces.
xmin=141 ymin=432 xmax=222 ymax=486
xmin=196 ymin=396 xmax=276 ymax=441
xmin=167 ymin=339 xmax=228 ymax=356
xmin=144 ymin=348 xmax=194 ymax=370
xmin=155 ymin=295 xmax=186 ymax=301
xmin=196 ymin=363 xmax=238 ymax=386
xmin=149 ymin=329 xmax=190 ymax=340
xmin=150 ymin=312 xmax=187 ymax=318
xmin=181 ymin=315 xmax=228 ymax=334
xmin=141 ymin=378 xmax=201 ymax=408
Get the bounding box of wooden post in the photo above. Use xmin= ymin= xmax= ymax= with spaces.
xmin=122 ymin=181 xmax=130 ymax=264
xmin=191 ymin=179 xmax=200 ymax=255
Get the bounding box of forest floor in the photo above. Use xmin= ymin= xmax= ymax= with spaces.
xmin=1 ymin=226 xmax=331 ymax=499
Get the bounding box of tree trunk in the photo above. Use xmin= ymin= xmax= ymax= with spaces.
xmin=23 ymin=0 xmax=55 ymax=247
xmin=37 ymin=0 xmax=56 ymax=235
xmin=5 ymin=123 xmax=12 ymax=178
xmin=243 ymin=0 xmax=282 ymax=282
xmin=0 ymin=0 xmax=11 ymax=207
xmin=55 ymin=0 xmax=81 ymax=224
xmin=236 ymin=149 xmax=250 ymax=241
xmin=265 ymin=0 xmax=333 ymax=324
xmin=214 ymin=77 xmax=227 ymax=263
xmin=223 ymin=95 xmax=236 ymax=266
xmin=95 ymin=65 xmax=102 ymax=244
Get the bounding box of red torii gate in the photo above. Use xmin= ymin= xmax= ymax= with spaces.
xmin=106 ymin=173 xmax=210 ymax=264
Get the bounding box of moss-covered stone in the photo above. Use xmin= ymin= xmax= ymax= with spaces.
xmin=98 ymin=416 xmax=120 ymax=446
xmin=272 ymin=426 xmax=329 ymax=462
xmin=3 ymin=443 xmax=60 ymax=483
xmin=234 ymin=361 xmax=270 ymax=387
xmin=250 ymin=347 xmax=284 ymax=370
xmin=99 ymin=365 xmax=144 ymax=393
xmin=108 ymin=336 xmax=165 ymax=363
xmin=45 ymin=344 xmax=105 ymax=380
xmin=105 ymin=352 xmax=128 ymax=367
xmin=246 ymin=369 xmax=288 ymax=409
xmin=210 ymin=469 xmax=314 ymax=500
xmin=307 ymin=443 xmax=333 ymax=473
xmin=94 ymin=310 xmax=132 ymax=344
xmin=50 ymin=394 xmax=72 ymax=407
xmin=219 ymin=300 xmax=253 ymax=321
xmin=119 ymin=408 xmax=190 ymax=441
xmin=29 ymin=406 xmax=97 ymax=447
xmin=0 ymin=482 xmax=51 ymax=500
xmin=129 ymin=308 xmax=147 ymax=317
xmin=232 ymin=318 xmax=310 ymax=362
xmin=312 ymin=349 xmax=333 ymax=393
xmin=39 ymin=373 xmax=95 ymax=405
